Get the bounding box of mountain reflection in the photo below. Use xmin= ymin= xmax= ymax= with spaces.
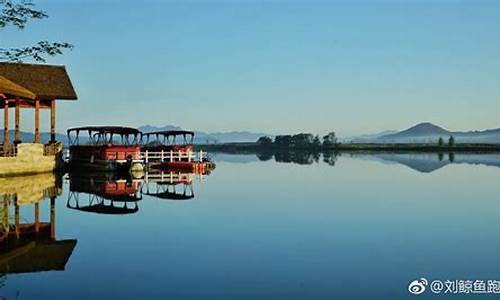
xmin=353 ymin=153 xmax=500 ymax=173
xmin=0 ymin=173 xmax=76 ymax=278
xmin=210 ymin=150 xmax=500 ymax=173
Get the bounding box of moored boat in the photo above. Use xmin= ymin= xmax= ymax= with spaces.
xmin=141 ymin=130 xmax=215 ymax=173
xmin=67 ymin=126 xmax=144 ymax=173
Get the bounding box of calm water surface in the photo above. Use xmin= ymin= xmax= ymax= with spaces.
xmin=2 ymin=153 xmax=500 ymax=299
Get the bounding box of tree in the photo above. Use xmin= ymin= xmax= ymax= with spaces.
xmin=438 ymin=137 xmax=444 ymax=146
xmin=274 ymin=135 xmax=292 ymax=147
xmin=323 ymin=132 xmax=337 ymax=147
xmin=291 ymin=133 xmax=314 ymax=147
xmin=257 ymin=136 xmax=272 ymax=145
xmin=448 ymin=135 xmax=455 ymax=147
xmin=1 ymin=0 xmax=73 ymax=62
xmin=313 ymin=135 xmax=321 ymax=147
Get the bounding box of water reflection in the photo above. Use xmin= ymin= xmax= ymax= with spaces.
xmin=0 ymin=173 xmax=76 ymax=285
xmin=3 ymin=154 xmax=500 ymax=298
xmin=273 ymin=150 xmax=334 ymax=165
xmin=216 ymin=150 xmax=500 ymax=173
xmin=67 ymin=173 xmax=142 ymax=215
xmin=352 ymin=152 xmax=500 ymax=173
xmin=66 ymin=169 xmax=206 ymax=216
xmin=142 ymin=170 xmax=195 ymax=200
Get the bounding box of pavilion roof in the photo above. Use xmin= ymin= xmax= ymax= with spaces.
xmin=0 ymin=75 xmax=36 ymax=99
xmin=0 ymin=239 xmax=77 ymax=274
xmin=0 ymin=63 xmax=77 ymax=100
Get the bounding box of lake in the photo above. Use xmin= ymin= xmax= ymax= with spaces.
xmin=2 ymin=152 xmax=500 ymax=299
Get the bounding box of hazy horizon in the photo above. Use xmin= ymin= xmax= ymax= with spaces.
xmin=3 ymin=0 xmax=500 ymax=136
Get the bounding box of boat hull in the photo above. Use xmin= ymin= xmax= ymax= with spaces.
xmin=69 ymin=145 xmax=143 ymax=173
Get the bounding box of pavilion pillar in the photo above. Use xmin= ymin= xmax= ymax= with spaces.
xmin=34 ymin=99 xmax=40 ymax=143
xmin=2 ymin=195 xmax=8 ymax=236
xmin=50 ymin=99 xmax=56 ymax=143
xmin=15 ymin=98 xmax=20 ymax=143
xmin=34 ymin=202 xmax=40 ymax=233
xmin=3 ymin=100 xmax=9 ymax=154
xmin=50 ymin=196 xmax=55 ymax=240
xmin=14 ymin=199 xmax=19 ymax=239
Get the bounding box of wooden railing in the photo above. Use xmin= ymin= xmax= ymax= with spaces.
xmin=0 ymin=144 xmax=17 ymax=157
xmin=0 ymin=142 xmax=62 ymax=157
xmin=43 ymin=142 xmax=63 ymax=156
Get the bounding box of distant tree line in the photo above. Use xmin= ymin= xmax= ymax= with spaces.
xmin=438 ymin=136 xmax=455 ymax=147
xmin=257 ymin=132 xmax=339 ymax=149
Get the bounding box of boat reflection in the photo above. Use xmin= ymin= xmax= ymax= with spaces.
xmin=66 ymin=173 xmax=142 ymax=215
xmin=66 ymin=169 xmax=206 ymax=215
xmin=0 ymin=173 xmax=76 ymax=276
xmin=141 ymin=170 xmax=196 ymax=201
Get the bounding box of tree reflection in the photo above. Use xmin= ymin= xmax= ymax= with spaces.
xmin=323 ymin=151 xmax=340 ymax=166
xmin=253 ymin=150 xmax=340 ymax=166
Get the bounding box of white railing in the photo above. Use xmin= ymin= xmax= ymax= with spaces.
xmin=141 ymin=150 xmax=206 ymax=164
xmin=143 ymin=171 xmax=194 ymax=184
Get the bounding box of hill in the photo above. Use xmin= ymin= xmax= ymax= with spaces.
xmin=374 ymin=122 xmax=500 ymax=143
xmin=138 ymin=125 xmax=273 ymax=144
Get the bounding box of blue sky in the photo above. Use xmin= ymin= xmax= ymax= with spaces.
xmin=2 ymin=0 xmax=500 ymax=136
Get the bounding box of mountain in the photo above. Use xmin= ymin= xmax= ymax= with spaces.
xmin=390 ymin=122 xmax=449 ymax=136
xmin=372 ymin=122 xmax=500 ymax=144
xmin=376 ymin=122 xmax=450 ymax=143
xmin=0 ymin=131 xmax=67 ymax=144
xmin=0 ymin=126 xmax=273 ymax=145
xmin=138 ymin=125 xmax=272 ymax=144
xmin=344 ymin=130 xmax=398 ymax=143
xmin=210 ymin=131 xmax=272 ymax=143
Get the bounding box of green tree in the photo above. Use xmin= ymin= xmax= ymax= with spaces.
xmin=274 ymin=135 xmax=292 ymax=147
xmin=313 ymin=135 xmax=321 ymax=147
xmin=0 ymin=0 xmax=73 ymax=62
xmin=257 ymin=136 xmax=272 ymax=145
xmin=291 ymin=133 xmax=314 ymax=147
xmin=438 ymin=137 xmax=444 ymax=146
xmin=448 ymin=135 xmax=455 ymax=147
xmin=323 ymin=132 xmax=337 ymax=147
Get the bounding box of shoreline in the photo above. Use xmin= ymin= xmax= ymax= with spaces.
xmin=196 ymin=142 xmax=500 ymax=154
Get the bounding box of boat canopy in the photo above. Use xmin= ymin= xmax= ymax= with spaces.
xmin=142 ymin=183 xmax=194 ymax=200
xmin=67 ymin=126 xmax=142 ymax=146
xmin=66 ymin=202 xmax=139 ymax=215
xmin=142 ymin=130 xmax=195 ymax=145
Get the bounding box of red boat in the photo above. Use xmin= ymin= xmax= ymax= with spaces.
xmin=67 ymin=126 xmax=144 ymax=172
xmin=142 ymin=130 xmax=215 ymax=173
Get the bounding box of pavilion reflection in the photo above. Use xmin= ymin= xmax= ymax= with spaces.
xmin=66 ymin=173 xmax=142 ymax=215
xmin=0 ymin=173 xmax=76 ymax=275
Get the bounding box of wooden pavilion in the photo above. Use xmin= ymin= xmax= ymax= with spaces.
xmin=0 ymin=63 xmax=77 ymax=156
